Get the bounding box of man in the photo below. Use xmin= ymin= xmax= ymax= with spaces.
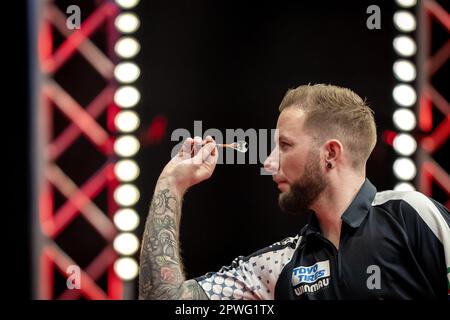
xmin=139 ymin=84 xmax=450 ymax=300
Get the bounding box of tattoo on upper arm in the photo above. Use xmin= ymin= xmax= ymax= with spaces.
xmin=180 ymin=279 xmax=209 ymax=300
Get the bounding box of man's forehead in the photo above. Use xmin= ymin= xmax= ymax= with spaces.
xmin=277 ymin=107 xmax=305 ymax=125
xmin=275 ymin=107 xmax=305 ymax=138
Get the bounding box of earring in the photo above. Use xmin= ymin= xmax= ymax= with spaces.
xmin=326 ymin=162 xmax=332 ymax=169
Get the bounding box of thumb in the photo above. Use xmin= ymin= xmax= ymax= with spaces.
xmin=193 ymin=141 xmax=216 ymax=164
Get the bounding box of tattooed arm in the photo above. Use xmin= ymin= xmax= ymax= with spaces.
xmin=139 ymin=136 xmax=218 ymax=300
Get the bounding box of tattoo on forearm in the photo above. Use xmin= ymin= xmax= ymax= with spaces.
xmin=139 ymin=186 xmax=208 ymax=300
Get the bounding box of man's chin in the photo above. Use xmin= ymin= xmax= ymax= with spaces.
xmin=278 ymin=190 xmax=311 ymax=215
xmin=277 ymin=183 xmax=289 ymax=193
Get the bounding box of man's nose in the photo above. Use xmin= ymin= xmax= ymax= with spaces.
xmin=264 ymin=149 xmax=279 ymax=174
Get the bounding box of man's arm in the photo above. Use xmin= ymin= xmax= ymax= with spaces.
xmin=138 ymin=179 xmax=208 ymax=299
xmin=139 ymin=136 xmax=217 ymax=300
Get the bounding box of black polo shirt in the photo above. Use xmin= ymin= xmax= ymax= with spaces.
xmin=195 ymin=179 xmax=450 ymax=300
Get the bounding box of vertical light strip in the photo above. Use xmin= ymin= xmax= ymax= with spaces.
xmin=113 ymin=0 xmax=141 ymax=282
xmin=392 ymin=0 xmax=418 ymax=192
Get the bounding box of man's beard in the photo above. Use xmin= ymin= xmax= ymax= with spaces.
xmin=278 ymin=149 xmax=327 ymax=214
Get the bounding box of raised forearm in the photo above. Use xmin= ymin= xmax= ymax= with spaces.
xmin=138 ymin=179 xmax=207 ymax=300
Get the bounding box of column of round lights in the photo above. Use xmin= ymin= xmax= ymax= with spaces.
xmin=392 ymin=0 xmax=418 ymax=192
xmin=113 ymin=0 xmax=141 ymax=281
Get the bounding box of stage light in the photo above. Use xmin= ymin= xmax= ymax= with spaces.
xmin=114 ymin=257 xmax=139 ymax=281
xmin=394 ymin=11 xmax=416 ymax=32
xmin=114 ymin=208 xmax=140 ymax=231
xmin=393 ymin=60 xmax=416 ymax=82
xmin=114 ymin=86 xmax=140 ymax=108
xmin=115 ymin=0 xmax=140 ymax=9
xmin=393 ymin=109 xmax=416 ymax=131
xmin=114 ymin=37 xmax=140 ymax=58
xmin=113 ymin=233 xmax=140 ymax=255
xmin=393 ymin=133 xmax=417 ymax=156
xmin=115 ymin=110 xmax=140 ymax=132
xmin=114 ymin=62 xmax=141 ymax=83
xmin=393 ymin=36 xmax=416 ymax=57
xmin=114 ymin=135 xmax=140 ymax=157
xmin=394 ymin=182 xmax=416 ymax=191
xmin=396 ymin=0 xmax=417 ymax=8
xmin=114 ymin=159 xmax=140 ymax=181
xmin=115 ymin=13 xmax=140 ymax=34
xmin=393 ymin=157 xmax=417 ymax=180
xmin=393 ymin=84 xmax=417 ymax=107
xmin=114 ymin=183 xmax=140 ymax=206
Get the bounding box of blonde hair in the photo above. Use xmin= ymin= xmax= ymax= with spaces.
xmin=279 ymin=84 xmax=377 ymax=170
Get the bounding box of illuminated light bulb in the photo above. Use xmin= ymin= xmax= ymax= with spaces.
xmin=114 ymin=257 xmax=139 ymax=280
xmin=115 ymin=13 xmax=140 ymax=33
xmin=393 ymin=109 xmax=416 ymax=131
xmin=113 ymin=232 xmax=140 ymax=255
xmin=114 ymin=208 xmax=140 ymax=231
xmin=115 ymin=37 xmax=140 ymax=58
xmin=114 ymin=135 xmax=140 ymax=157
xmin=393 ymin=84 xmax=417 ymax=107
xmin=114 ymin=184 xmax=140 ymax=206
xmin=393 ymin=157 xmax=417 ymax=180
xmin=114 ymin=86 xmax=140 ymax=108
xmin=114 ymin=62 xmax=141 ymax=83
xmin=115 ymin=110 xmax=140 ymax=132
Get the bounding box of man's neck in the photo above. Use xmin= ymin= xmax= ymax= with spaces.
xmin=311 ymin=175 xmax=365 ymax=249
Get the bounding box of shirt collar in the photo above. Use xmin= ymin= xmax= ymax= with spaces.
xmin=300 ymin=178 xmax=377 ymax=236
xmin=341 ymin=178 xmax=377 ymax=228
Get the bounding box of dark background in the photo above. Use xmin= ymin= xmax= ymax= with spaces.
xmin=12 ymin=0 xmax=411 ymax=299
xmin=133 ymin=0 xmax=397 ymax=283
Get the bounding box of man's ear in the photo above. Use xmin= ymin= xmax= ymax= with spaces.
xmin=324 ymin=139 xmax=343 ymax=164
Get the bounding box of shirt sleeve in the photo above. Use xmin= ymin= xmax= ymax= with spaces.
xmin=194 ymin=235 xmax=301 ymax=300
xmin=399 ymin=192 xmax=450 ymax=298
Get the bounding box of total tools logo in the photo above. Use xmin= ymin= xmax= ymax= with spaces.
xmin=291 ymin=260 xmax=331 ymax=296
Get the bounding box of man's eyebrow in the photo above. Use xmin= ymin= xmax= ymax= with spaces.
xmin=279 ymin=134 xmax=294 ymax=142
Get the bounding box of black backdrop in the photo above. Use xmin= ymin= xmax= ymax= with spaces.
xmin=133 ymin=0 xmax=396 ymax=287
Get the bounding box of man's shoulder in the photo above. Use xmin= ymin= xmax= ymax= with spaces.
xmin=239 ymin=234 xmax=302 ymax=262
xmin=371 ymin=189 xmax=435 ymax=218
xmin=371 ymin=189 xmax=449 ymax=241
xmin=372 ymin=189 xmax=429 ymax=207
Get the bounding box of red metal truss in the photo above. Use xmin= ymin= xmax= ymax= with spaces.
xmin=418 ymin=0 xmax=450 ymax=209
xmin=33 ymin=0 xmax=122 ymax=299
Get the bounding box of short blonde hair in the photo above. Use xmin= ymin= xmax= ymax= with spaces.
xmin=279 ymin=84 xmax=377 ymax=170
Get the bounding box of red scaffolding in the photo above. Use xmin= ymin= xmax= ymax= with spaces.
xmin=31 ymin=0 xmax=125 ymax=299
xmin=418 ymin=0 xmax=450 ymax=209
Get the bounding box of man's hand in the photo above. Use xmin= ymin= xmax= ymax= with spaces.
xmin=159 ymin=135 xmax=218 ymax=195
xmin=138 ymin=135 xmax=217 ymax=300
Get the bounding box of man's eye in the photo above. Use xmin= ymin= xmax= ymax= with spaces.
xmin=280 ymin=141 xmax=290 ymax=149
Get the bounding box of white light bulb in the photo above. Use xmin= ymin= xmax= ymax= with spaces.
xmin=393 ymin=60 xmax=416 ymax=82
xmin=114 ymin=37 xmax=140 ymax=58
xmin=393 ymin=157 xmax=417 ymax=180
xmin=114 ymin=62 xmax=141 ymax=83
xmin=114 ymin=257 xmax=139 ymax=280
xmin=114 ymin=208 xmax=140 ymax=231
xmin=115 ymin=110 xmax=140 ymax=132
xmin=114 ymin=86 xmax=140 ymax=108
xmin=114 ymin=159 xmax=140 ymax=182
xmin=393 ymin=36 xmax=416 ymax=57
xmin=115 ymin=13 xmax=140 ymax=33
xmin=113 ymin=233 xmax=140 ymax=255
xmin=114 ymin=135 xmax=140 ymax=157
xmin=393 ymin=133 xmax=417 ymax=156
xmin=115 ymin=0 xmax=140 ymax=9
xmin=394 ymin=11 xmax=416 ymax=32
xmin=394 ymin=182 xmax=416 ymax=191
xmin=393 ymin=109 xmax=416 ymax=131
xmin=393 ymin=84 xmax=417 ymax=107
xmin=396 ymin=0 xmax=417 ymax=8
xmin=114 ymin=184 xmax=140 ymax=206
